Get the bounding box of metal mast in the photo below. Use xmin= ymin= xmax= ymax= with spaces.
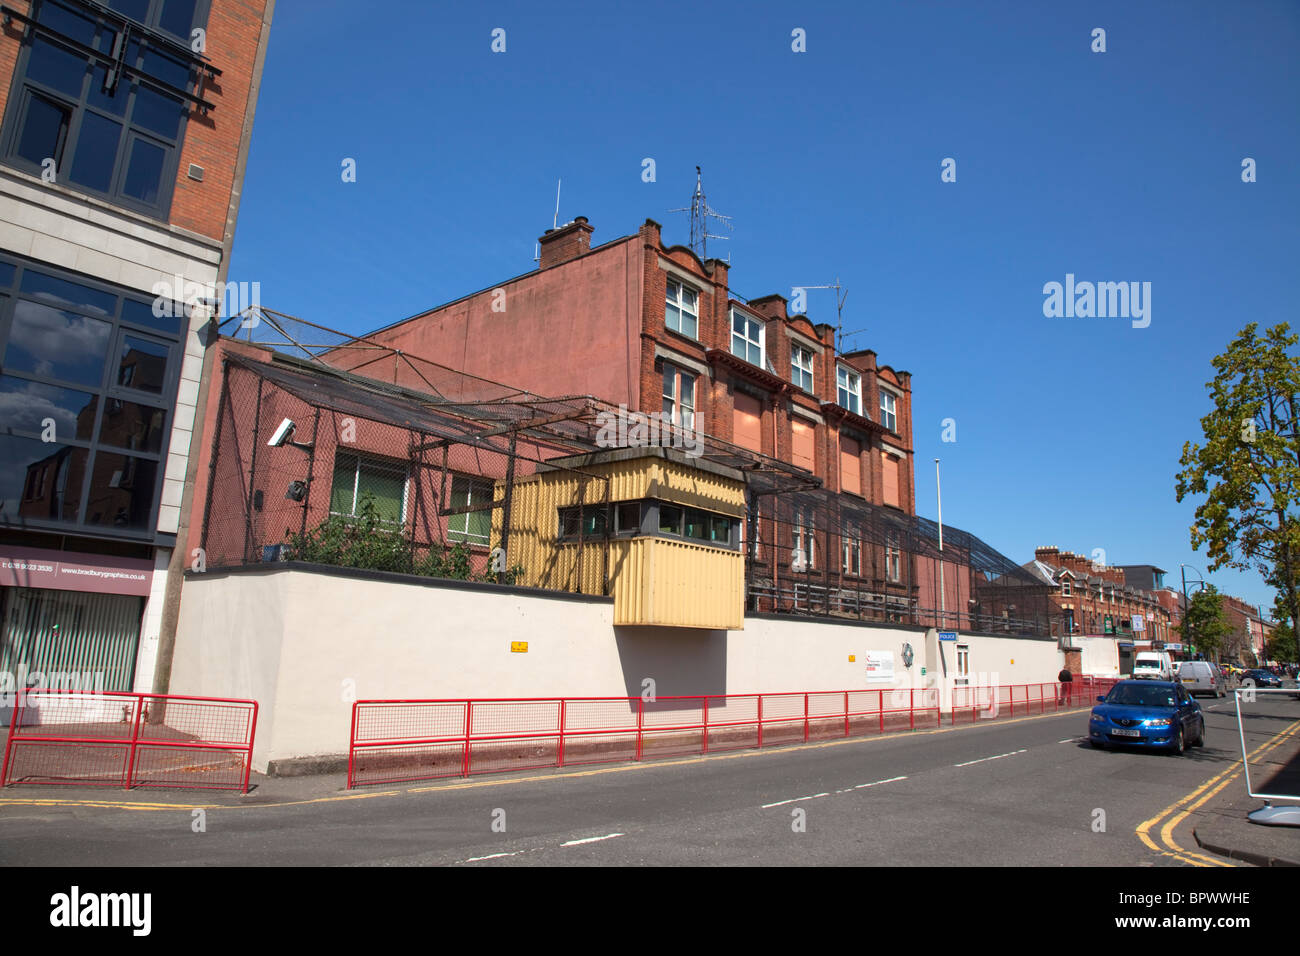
xmin=670 ymin=166 xmax=732 ymax=261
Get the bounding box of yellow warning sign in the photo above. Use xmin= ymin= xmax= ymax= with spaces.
xmin=511 ymin=642 xmax=528 ymax=653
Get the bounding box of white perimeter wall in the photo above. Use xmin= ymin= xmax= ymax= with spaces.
xmin=171 ymin=567 xmax=1067 ymax=771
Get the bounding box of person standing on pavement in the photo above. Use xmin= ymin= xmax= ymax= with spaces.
xmin=1057 ymin=667 xmax=1074 ymax=705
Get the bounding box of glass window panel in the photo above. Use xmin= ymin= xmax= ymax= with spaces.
xmin=329 ymin=453 xmax=358 ymax=513
xmin=122 ymin=135 xmax=165 ymax=204
xmin=4 ymin=301 xmax=112 ymax=387
xmin=355 ymin=460 xmax=405 ymax=523
xmin=37 ymin=1 xmax=98 ymax=46
xmin=14 ymin=93 xmax=70 ymax=167
xmin=82 ymin=451 xmax=157 ymax=530
xmin=658 ymin=504 xmax=681 ymax=535
xmin=20 ymin=269 xmax=117 ymax=316
xmin=68 ymin=111 xmax=122 ymax=192
xmin=0 ymin=263 xmax=14 ymax=287
xmin=0 ymin=375 xmax=98 ymax=441
xmin=120 ymin=297 xmax=182 ymax=335
xmin=116 ymin=335 xmax=169 ymax=393
xmin=449 ymin=476 xmax=491 ymax=544
xmin=98 ymin=398 xmax=166 ymax=454
xmin=0 ymin=436 xmax=86 ymax=523
xmin=25 ymin=37 xmax=88 ymax=98
xmin=615 ymin=501 xmax=640 ymax=534
xmin=159 ymin=0 xmax=199 ymax=38
xmin=108 ymin=0 xmax=151 ymax=22
xmin=684 ymin=509 xmax=709 ymax=540
xmin=130 ymin=85 xmax=182 ymax=139
xmin=139 ymin=48 xmax=191 ymax=90
xmin=87 ymin=64 xmax=130 ymax=116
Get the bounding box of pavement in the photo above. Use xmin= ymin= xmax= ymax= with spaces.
xmin=1191 ymin=688 xmax=1300 ymax=867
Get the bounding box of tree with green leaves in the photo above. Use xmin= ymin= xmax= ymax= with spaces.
xmin=1176 ymin=585 xmax=1232 ymax=660
xmin=1175 ymin=322 xmax=1300 ymax=645
xmin=1266 ymin=619 xmax=1297 ymax=664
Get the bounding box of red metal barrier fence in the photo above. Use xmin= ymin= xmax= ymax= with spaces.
xmin=1 ymin=690 xmax=258 ymax=793
xmin=348 ymin=677 xmax=1118 ymax=788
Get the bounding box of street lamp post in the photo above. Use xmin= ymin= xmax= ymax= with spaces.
xmin=935 ymin=459 xmax=945 ymax=631
xmin=1180 ymin=563 xmax=1205 ymax=657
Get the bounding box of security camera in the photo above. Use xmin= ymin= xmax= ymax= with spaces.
xmin=268 ymin=418 xmax=296 ymax=448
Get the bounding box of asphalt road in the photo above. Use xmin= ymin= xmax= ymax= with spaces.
xmin=1 ymin=693 xmax=1294 ymax=866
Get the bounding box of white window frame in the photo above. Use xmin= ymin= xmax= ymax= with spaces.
xmin=842 ymin=533 xmax=860 ymax=576
xmin=662 ymin=363 xmax=696 ymax=431
xmin=793 ymin=509 xmax=815 ymax=570
xmin=665 ymin=278 xmax=699 ymax=339
xmin=837 ymin=365 xmax=862 ymax=415
xmin=331 ymin=452 xmax=410 ymax=525
xmin=730 ymin=308 xmax=765 ymax=367
xmin=1062 ymin=579 xmax=1072 ymax=597
xmin=447 ymin=474 xmax=494 ymax=545
xmin=791 ymin=344 xmax=814 ymax=392
xmin=880 ymin=388 xmax=898 ymax=432
xmin=886 ymin=542 xmax=902 ymax=583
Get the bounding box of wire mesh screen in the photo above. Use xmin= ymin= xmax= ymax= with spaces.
xmin=744 ymin=489 xmax=1054 ymax=636
xmin=198 ymin=355 xmax=611 ymax=586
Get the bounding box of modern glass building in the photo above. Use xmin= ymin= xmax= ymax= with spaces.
xmin=0 ymin=0 xmax=275 ymax=697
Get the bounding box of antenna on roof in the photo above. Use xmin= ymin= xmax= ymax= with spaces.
xmin=669 ymin=166 xmax=732 ymax=262
xmin=553 ymin=178 xmax=561 ymax=230
xmin=793 ymin=278 xmax=850 ymax=350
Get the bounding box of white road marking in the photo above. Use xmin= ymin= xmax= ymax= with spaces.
xmin=954 ymin=748 xmax=1027 ymax=767
xmin=763 ymin=776 xmax=906 ymax=808
xmin=463 ymin=851 xmax=520 ymax=862
xmin=1058 ymin=738 xmax=1077 ymax=743
xmin=561 ymin=833 xmax=624 ymax=846
xmin=854 ymin=775 xmax=907 ymax=789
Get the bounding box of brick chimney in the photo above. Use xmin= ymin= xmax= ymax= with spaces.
xmin=1036 ymin=545 xmax=1060 ymax=564
xmin=538 ymin=216 xmax=594 ymax=269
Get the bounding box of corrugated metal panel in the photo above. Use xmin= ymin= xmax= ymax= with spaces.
xmin=613 ymin=538 xmax=743 ymax=630
xmin=500 ymin=454 xmax=746 ymax=623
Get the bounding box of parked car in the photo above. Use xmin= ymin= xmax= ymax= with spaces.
xmin=1242 ymin=669 xmax=1283 ymax=689
xmin=1179 ymin=660 xmax=1225 ymax=698
xmin=1088 ymin=680 xmax=1205 ymax=753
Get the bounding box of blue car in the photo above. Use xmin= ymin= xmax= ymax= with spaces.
xmin=1088 ymin=679 xmax=1205 ymax=754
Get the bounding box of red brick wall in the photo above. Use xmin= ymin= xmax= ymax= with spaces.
xmin=0 ymin=2 xmax=32 ymax=129
xmin=170 ymin=0 xmax=271 ymax=240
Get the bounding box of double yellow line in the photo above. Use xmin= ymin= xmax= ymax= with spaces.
xmin=1137 ymin=717 xmax=1300 ymax=867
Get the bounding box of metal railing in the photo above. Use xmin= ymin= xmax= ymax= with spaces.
xmin=2 ymin=690 xmax=258 ymax=792
xmin=348 ymin=678 xmax=1115 ymax=788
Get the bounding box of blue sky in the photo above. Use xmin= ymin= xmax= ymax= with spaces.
xmin=226 ymin=0 xmax=1299 ymax=613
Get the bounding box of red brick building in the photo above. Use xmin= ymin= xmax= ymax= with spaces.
xmin=1024 ymin=546 xmax=1172 ymax=645
xmin=341 ymin=217 xmax=916 ymax=513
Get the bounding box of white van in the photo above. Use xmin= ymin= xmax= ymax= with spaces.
xmin=1133 ymin=651 xmax=1174 ymax=681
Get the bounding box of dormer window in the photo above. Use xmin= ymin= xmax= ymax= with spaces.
xmin=1061 ymin=579 xmax=1072 ymax=597
xmin=665 ymin=278 xmax=698 ymax=338
xmin=730 ymin=308 xmax=764 ymax=367
xmin=880 ymin=389 xmax=898 ymax=432
xmin=836 ymin=366 xmax=861 ymax=415
xmin=791 ymin=344 xmax=814 ymax=392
